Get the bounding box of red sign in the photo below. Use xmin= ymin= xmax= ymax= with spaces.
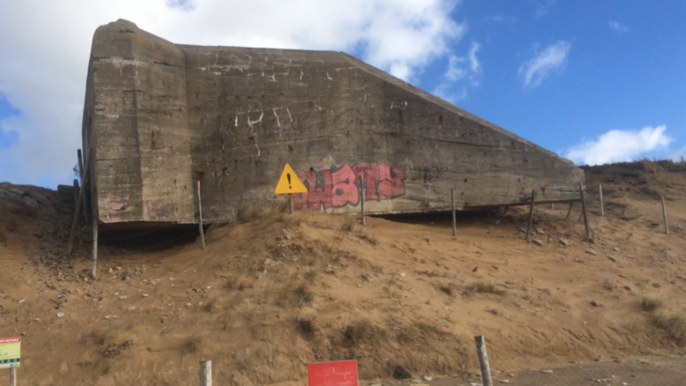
xmin=307 ymin=360 xmax=358 ymax=386
xmin=0 ymin=337 xmax=20 ymax=344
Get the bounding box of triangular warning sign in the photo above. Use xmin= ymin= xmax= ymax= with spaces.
xmin=274 ymin=164 xmax=308 ymax=194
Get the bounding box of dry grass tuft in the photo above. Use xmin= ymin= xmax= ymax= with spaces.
xmin=357 ymin=233 xmax=378 ymax=245
xmin=225 ymin=276 xmax=254 ymax=291
xmin=236 ymin=201 xmax=288 ymax=223
xmin=651 ymin=314 xmax=686 ymax=345
xmin=82 ymin=330 xmax=109 ymax=346
xmin=437 ymin=283 xmax=456 ymax=296
xmin=464 ymin=282 xmax=505 ymax=296
xmin=603 ymin=280 xmax=615 ymax=291
xmin=295 ymin=317 xmax=317 ymax=340
xmin=181 ymin=336 xmax=201 ymax=354
xmin=641 ymin=297 xmax=663 ymax=312
xmin=342 ymin=321 xmax=372 ymax=347
xmin=392 ymin=365 xmax=412 ymax=379
xmin=276 ymin=281 xmax=313 ymax=307
xmin=203 ymin=298 xmax=217 ymax=313
xmin=341 ymin=217 xmax=355 ymax=232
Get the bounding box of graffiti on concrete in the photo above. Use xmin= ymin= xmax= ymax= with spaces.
xmin=293 ymin=163 xmax=405 ymax=209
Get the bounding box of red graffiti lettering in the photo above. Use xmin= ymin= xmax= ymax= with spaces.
xmin=331 ymin=163 xmax=359 ymax=207
xmin=293 ymin=163 xmax=405 ymax=209
xmin=293 ymin=169 xmax=333 ymax=209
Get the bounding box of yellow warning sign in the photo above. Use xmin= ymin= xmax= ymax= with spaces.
xmin=275 ymin=164 xmax=308 ymax=194
xmin=0 ymin=337 xmax=21 ymax=369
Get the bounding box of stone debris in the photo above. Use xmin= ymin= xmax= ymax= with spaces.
xmin=607 ymin=255 xmax=617 ymax=262
xmin=558 ymin=238 xmax=570 ymax=247
xmin=56 ymin=312 xmax=65 ymax=318
xmin=541 ymin=369 xmax=554 ymax=374
xmin=586 ymin=249 xmax=597 ymax=255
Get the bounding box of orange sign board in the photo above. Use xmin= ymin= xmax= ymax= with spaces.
xmin=274 ymin=164 xmax=307 ymax=194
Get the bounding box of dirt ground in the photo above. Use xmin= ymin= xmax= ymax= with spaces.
xmin=382 ymin=355 xmax=686 ymax=386
xmin=1 ymin=160 xmax=686 ymax=386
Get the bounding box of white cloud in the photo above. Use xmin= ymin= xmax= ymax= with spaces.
xmin=484 ymin=14 xmax=517 ymax=24
xmin=531 ymin=0 xmax=557 ymax=17
xmin=434 ymin=42 xmax=481 ymax=102
xmin=564 ymin=126 xmax=672 ymax=165
xmin=0 ymin=0 xmax=464 ymax=187
xmin=519 ymin=41 xmax=571 ymax=89
xmin=608 ymin=21 xmax=629 ymax=33
xmin=468 ymin=42 xmax=481 ymax=74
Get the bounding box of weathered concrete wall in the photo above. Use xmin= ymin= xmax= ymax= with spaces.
xmin=85 ymin=20 xmax=195 ymax=224
xmin=83 ymin=20 xmax=583 ymax=225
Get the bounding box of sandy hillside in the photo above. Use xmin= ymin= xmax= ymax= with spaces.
xmin=1 ymin=160 xmax=686 ymax=386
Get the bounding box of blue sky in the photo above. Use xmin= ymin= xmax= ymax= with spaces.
xmin=0 ymin=0 xmax=685 ymax=188
xmin=428 ymin=0 xmax=686 ymax=163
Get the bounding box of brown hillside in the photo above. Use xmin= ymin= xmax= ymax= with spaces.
xmin=1 ymin=160 xmax=686 ymax=386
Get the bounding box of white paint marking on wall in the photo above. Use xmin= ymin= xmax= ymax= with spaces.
xmin=269 ymin=73 xmax=277 ymax=82
xmin=286 ymin=108 xmax=293 ymax=123
xmin=213 ymin=72 xmax=221 ymax=76
xmin=326 ymin=72 xmax=334 ymax=81
xmin=273 ymin=109 xmax=281 ymax=127
xmin=235 ymin=114 xmax=238 ymax=127
xmin=300 ymin=70 xmax=304 ymax=81
xmin=247 ymin=111 xmax=264 ymax=128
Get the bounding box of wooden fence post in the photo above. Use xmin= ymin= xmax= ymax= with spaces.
xmin=200 ymin=360 xmax=212 ymax=386
xmin=360 ymin=175 xmax=366 ymax=226
xmin=91 ymin=213 xmax=98 ymax=279
xmin=525 ymin=189 xmax=536 ymax=241
xmin=77 ymin=149 xmax=88 ymax=224
xmin=661 ymin=195 xmax=670 ymax=235
xmin=599 ymin=184 xmax=604 ymax=217
xmin=451 ymin=189 xmax=456 ymax=237
xmin=9 ymin=367 xmax=17 ymax=386
xmin=197 ymin=181 xmax=206 ymax=249
xmin=67 ymin=150 xmax=92 ymax=254
xmin=579 ymin=183 xmax=592 ymax=241
xmin=474 ymin=336 xmax=493 ymax=386
xmin=73 ymin=179 xmax=84 ymax=245
xmin=565 ymin=202 xmax=573 ymax=220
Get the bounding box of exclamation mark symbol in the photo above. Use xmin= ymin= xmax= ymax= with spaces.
xmin=287 ymin=173 xmax=292 ymax=190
